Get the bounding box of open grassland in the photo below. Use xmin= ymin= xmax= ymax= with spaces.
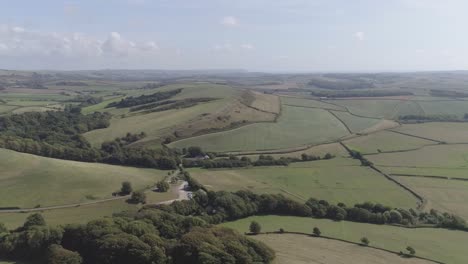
xmin=0 ymin=105 xmax=18 ymax=114
xmin=0 ymin=148 xmax=165 ymax=208
xmin=253 ymin=234 xmax=432 ymax=264
xmin=393 ymin=122 xmax=468 ymax=143
xmin=418 ymin=100 xmax=468 ymax=118
xmin=84 ymin=99 xmax=226 ymax=147
xmin=396 ymin=177 xmax=468 ymax=220
xmin=189 ymin=158 xmax=418 ymax=207
xmin=367 ymin=144 xmax=468 ymax=172
xmin=170 ymin=105 xmax=350 ymax=152
xmin=249 ymin=91 xmax=281 ymax=114
xmin=382 ymin=166 xmax=468 ymax=179
xmin=222 ymin=215 xmax=468 ymax=264
xmin=281 ymin=96 xmax=345 ymax=110
xmin=344 ymin=130 xmax=435 ymax=154
xmin=325 ymin=99 xmax=403 ymax=118
xmin=330 ymin=110 xmax=382 ymax=133
xmin=241 ymin=142 xmax=349 ymax=160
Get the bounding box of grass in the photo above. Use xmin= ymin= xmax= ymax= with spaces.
xmin=222 ymin=215 xmax=468 ymax=264
xmin=344 ymin=130 xmax=435 ymax=154
xmin=84 ymin=99 xmax=226 ymax=147
xmin=189 ymin=158 xmax=418 ymax=208
xmin=330 ymin=110 xmax=382 ymax=133
xmin=170 ymin=105 xmax=350 ymax=152
xmin=253 ymin=234 xmax=431 ymax=264
xmin=367 ymin=144 xmax=468 ymax=171
xmin=382 ymin=166 xmax=468 ymax=179
xmin=394 ymin=122 xmax=468 ymax=143
xmin=281 ymin=97 xmax=344 ymax=110
xmin=396 ymin=176 xmax=468 ymax=220
xmin=0 ymin=148 xmax=166 ymax=208
xmin=241 ymin=142 xmax=349 ymax=160
xmin=325 ymin=99 xmax=402 ymax=118
xmin=418 ymin=100 xmax=468 ymax=118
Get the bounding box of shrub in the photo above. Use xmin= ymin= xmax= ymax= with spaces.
xmin=249 ymin=221 xmax=261 ymax=234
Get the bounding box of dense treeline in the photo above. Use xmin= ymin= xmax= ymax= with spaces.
xmin=168 ymin=171 xmax=467 ymax=230
xmin=399 ymin=114 xmax=462 ymax=122
xmin=310 ymin=90 xmax=413 ymax=98
xmin=182 ymin=152 xmax=335 ymax=169
xmin=55 ymin=81 xmax=89 ymax=86
xmin=66 ymin=96 xmax=103 ymax=107
xmin=430 ymin=89 xmax=468 ymax=98
xmin=107 ymin=89 xmax=182 ymax=108
xmin=308 ymin=78 xmax=374 ymax=90
xmin=131 ymin=98 xmax=217 ymax=113
xmin=0 ymin=108 xmax=178 ymax=169
xmin=0 ymin=211 xmax=274 ymax=264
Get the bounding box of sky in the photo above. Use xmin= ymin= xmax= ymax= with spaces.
xmin=0 ymin=0 xmax=467 ymax=72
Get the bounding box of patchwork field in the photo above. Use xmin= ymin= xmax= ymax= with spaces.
xmin=170 ymin=105 xmax=350 ymax=152
xmin=325 ymin=99 xmax=403 ymax=119
xmin=396 ymin=176 xmax=468 ymax=220
xmin=253 ymin=234 xmax=432 ymax=264
xmin=344 ymin=130 xmax=435 ymax=154
xmin=330 ymin=110 xmax=382 ymax=133
xmin=189 ymin=158 xmax=418 ymax=207
xmin=281 ymin=96 xmax=345 ymax=111
xmin=393 ymin=122 xmax=468 ymax=143
xmin=0 ymin=148 xmax=165 ymax=208
xmin=222 ymin=215 xmax=468 ymax=264
xmin=418 ymin=100 xmax=468 ymax=118
xmin=367 ymin=144 xmax=468 ymax=170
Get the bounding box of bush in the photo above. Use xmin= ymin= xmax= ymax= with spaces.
xmin=249 ymin=221 xmax=261 ymax=234
xmin=313 ymin=227 xmax=321 ymax=237
xmin=156 ymin=181 xmax=170 ymax=192
xmin=360 ymin=237 xmax=369 ymax=246
xmin=121 ymin=181 xmax=133 ymax=195
xmin=406 ymin=246 xmax=415 ymax=256
xmin=130 ymin=191 xmax=146 ymax=204
xmin=47 ymin=244 xmax=82 ymax=264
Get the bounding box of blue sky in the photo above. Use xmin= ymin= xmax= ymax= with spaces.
xmin=0 ymin=0 xmax=467 ymax=71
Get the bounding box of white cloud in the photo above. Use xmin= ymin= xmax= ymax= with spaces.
xmin=221 ymin=16 xmax=239 ymax=27
xmin=240 ymin=43 xmax=254 ymax=50
xmin=0 ymin=25 xmax=159 ymax=58
xmin=354 ymin=31 xmax=365 ymax=41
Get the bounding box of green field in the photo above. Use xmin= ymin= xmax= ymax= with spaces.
xmin=393 ymin=122 xmax=468 ymax=143
xmin=0 ymin=148 xmax=165 ymax=208
xmin=330 ymin=110 xmax=382 ymax=133
xmin=325 ymin=99 xmax=403 ymax=118
xmin=396 ymin=176 xmax=468 ymax=220
xmin=253 ymin=234 xmax=431 ymax=264
xmin=189 ymin=158 xmax=418 ymax=207
xmin=344 ymin=130 xmax=435 ymax=154
xmin=281 ymin=96 xmax=345 ymax=110
xmin=418 ymin=100 xmax=468 ymax=118
xmin=170 ymin=105 xmax=350 ymax=152
xmin=222 ymin=215 xmax=468 ymax=264
xmin=367 ymin=144 xmax=468 ymax=171
xmin=382 ymin=166 xmax=468 ymax=179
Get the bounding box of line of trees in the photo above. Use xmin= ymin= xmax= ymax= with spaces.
xmin=0 ymin=210 xmax=275 ymax=264
xmin=107 ymin=89 xmax=182 ymax=108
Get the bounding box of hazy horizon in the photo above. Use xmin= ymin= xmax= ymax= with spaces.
xmin=1 ymin=0 xmax=467 ymax=72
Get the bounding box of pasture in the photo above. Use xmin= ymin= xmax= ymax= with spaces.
xmin=222 ymin=215 xmax=468 ymax=264
xmin=281 ymin=96 xmax=345 ymax=111
xmin=330 ymin=110 xmax=382 ymax=133
xmin=0 ymin=148 xmax=165 ymax=208
xmin=396 ymin=176 xmax=468 ymax=220
xmin=189 ymin=158 xmax=418 ymax=207
xmin=367 ymin=144 xmax=468 ymax=171
xmin=253 ymin=234 xmax=432 ymax=264
xmin=170 ymin=105 xmax=350 ymax=152
xmin=393 ymin=122 xmax=468 ymax=143
xmin=344 ymin=130 xmax=435 ymax=154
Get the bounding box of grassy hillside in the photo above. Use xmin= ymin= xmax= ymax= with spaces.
xmin=170 ymin=105 xmax=350 ymax=152
xmin=0 ymin=148 xmax=165 ymax=208
xmin=189 ymin=158 xmax=418 ymax=208
xmin=222 ymin=215 xmax=468 ymax=264
xmin=254 ymin=234 xmax=431 ymax=264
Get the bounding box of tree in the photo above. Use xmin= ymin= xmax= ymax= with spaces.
xmin=406 ymin=246 xmax=415 ymax=256
xmin=130 ymin=191 xmax=146 ymax=204
xmin=47 ymin=244 xmax=82 ymax=264
xmin=23 ymin=213 xmax=46 ymax=229
xmin=187 ymin=146 xmax=204 ymax=158
xmin=313 ymin=227 xmax=321 ymax=237
xmin=249 ymin=221 xmax=261 ymax=234
xmin=360 ymin=237 xmax=370 ymax=246
xmin=156 ymin=181 xmax=170 ymax=192
xmin=121 ymin=181 xmax=133 ymax=195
